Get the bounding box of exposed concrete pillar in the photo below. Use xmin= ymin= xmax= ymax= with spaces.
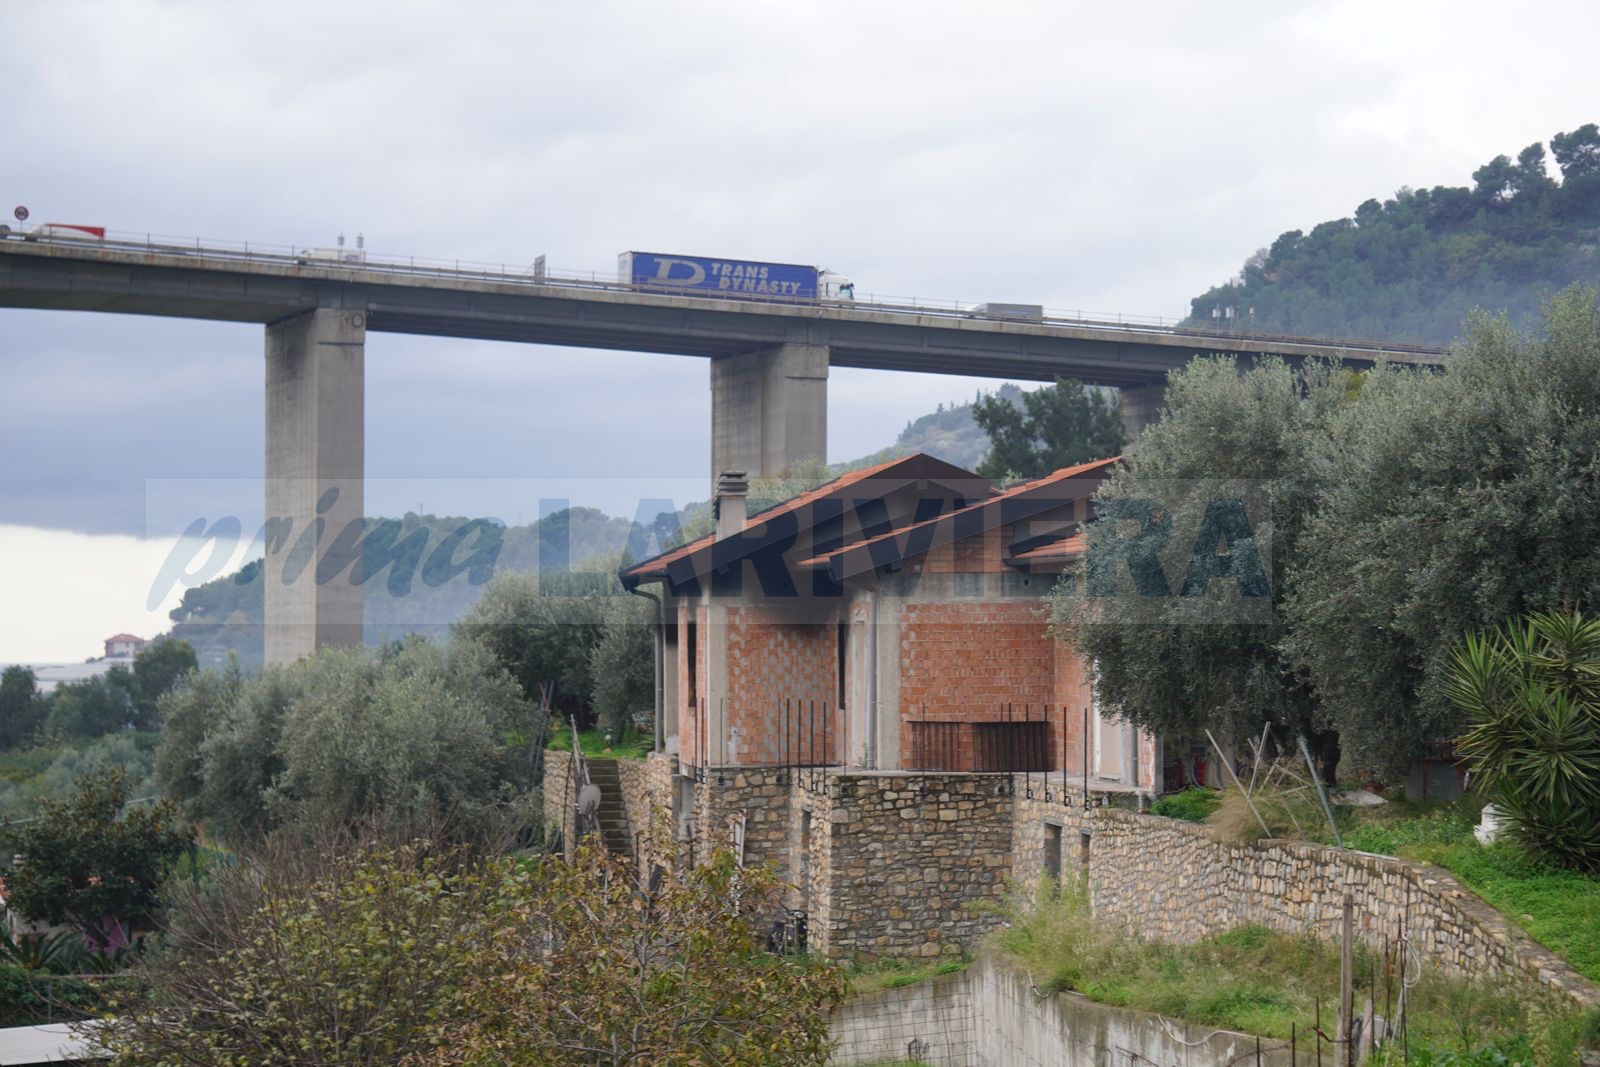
xmin=1120 ymin=381 xmax=1167 ymax=444
xmin=264 ymin=308 xmax=366 ymax=665
xmin=710 ymin=342 xmax=828 ymax=491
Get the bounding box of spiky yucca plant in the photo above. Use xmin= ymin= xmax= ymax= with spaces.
xmin=1447 ymin=610 xmax=1600 ymax=872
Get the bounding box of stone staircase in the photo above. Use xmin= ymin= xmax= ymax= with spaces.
xmin=584 ymin=758 xmax=633 ymax=857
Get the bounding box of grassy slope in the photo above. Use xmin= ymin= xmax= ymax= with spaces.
xmin=994 ymin=883 xmax=1597 ymax=1058
xmin=545 ymin=724 xmax=652 ymax=761
xmin=1339 ymin=805 xmax=1600 ymax=983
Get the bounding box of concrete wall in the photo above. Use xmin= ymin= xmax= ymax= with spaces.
xmin=830 ymin=953 xmax=1293 ymax=1066
xmin=830 ymin=964 xmax=975 ymax=1065
xmin=709 ymin=341 xmax=828 ymax=488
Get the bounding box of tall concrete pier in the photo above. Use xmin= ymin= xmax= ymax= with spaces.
xmin=710 ymin=341 xmax=829 ymax=488
xmin=263 ymin=308 xmax=366 ymax=664
xmin=1120 ymin=381 xmax=1167 ymax=443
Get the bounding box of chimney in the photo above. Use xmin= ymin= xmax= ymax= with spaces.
xmin=715 ymin=470 xmax=749 ymax=540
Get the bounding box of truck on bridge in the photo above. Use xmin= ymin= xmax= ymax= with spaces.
xmin=619 ymin=250 xmax=854 ymax=302
xmin=0 ymin=222 xmax=106 ymax=241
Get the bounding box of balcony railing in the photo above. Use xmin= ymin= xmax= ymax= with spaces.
xmin=904 ymin=719 xmax=1050 ymax=773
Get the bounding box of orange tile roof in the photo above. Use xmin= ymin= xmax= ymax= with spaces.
xmin=800 ymin=456 xmax=1118 ymax=580
xmin=1007 ymin=532 xmax=1088 ymax=563
xmin=620 ymin=453 xmax=990 ymax=585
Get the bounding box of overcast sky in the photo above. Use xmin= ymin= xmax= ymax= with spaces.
xmin=3 ymin=0 xmax=1596 ymax=661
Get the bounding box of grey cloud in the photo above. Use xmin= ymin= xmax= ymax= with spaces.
xmin=4 ymin=0 xmax=1597 ymax=534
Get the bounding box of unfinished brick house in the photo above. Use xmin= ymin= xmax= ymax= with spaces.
xmin=547 ymin=452 xmax=1162 ymax=958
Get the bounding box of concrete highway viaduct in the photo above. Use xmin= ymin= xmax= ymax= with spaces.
xmin=0 ymin=238 xmax=1448 ymax=663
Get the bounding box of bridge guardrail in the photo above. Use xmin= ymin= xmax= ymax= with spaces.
xmin=0 ymin=228 xmax=1448 ymax=357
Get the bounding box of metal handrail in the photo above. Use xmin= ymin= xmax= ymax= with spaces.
xmin=1 ymin=227 xmax=1451 ymax=357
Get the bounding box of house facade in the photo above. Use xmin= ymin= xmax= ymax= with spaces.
xmin=549 ymin=453 xmax=1162 ymax=958
xmin=103 ymin=634 xmax=146 ymax=659
xmin=625 ymin=453 xmax=1157 ymax=789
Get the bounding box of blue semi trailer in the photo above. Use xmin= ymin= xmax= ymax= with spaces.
xmin=619 ymin=251 xmax=854 ymax=301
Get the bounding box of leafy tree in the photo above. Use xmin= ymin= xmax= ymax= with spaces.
xmin=452 ymin=570 xmax=614 ymax=720
xmin=100 ymin=833 xmax=847 ymax=1067
xmin=266 ymin=638 xmax=538 ymax=839
xmin=1551 ymin=123 xmax=1600 ymax=181
xmin=436 ymin=834 xmax=847 ymax=1066
xmin=1049 ymin=358 xmax=1350 ymax=781
xmin=161 ymin=638 xmax=539 ymax=846
xmin=43 ymin=667 xmax=138 ymax=740
xmin=189 ymin=663 xmax=300 ymax=842
xmin=153 ymin=661 xmax=243 ymax=820
xmin=590 ymin=596 xmax=654 ymax=742
xmin=2 ymin=767 xmax=191 ymax=943
xmin=0 ymin=667 xmax=41 ymax=750
xmin=973 ymin=376 xmax=1125 ymax=482
xmin=129 ymin=639 xmax=197 ymax=729
xmin=1446 ymin=609 xmax=1600 ymax=872
xmin=1285 ymin=288 xmax=1600 ymax=779
xmin=0 ymin=733 xmax=161 ymax=823
xmin=98 ymin=841 xmax=500 ymax=1067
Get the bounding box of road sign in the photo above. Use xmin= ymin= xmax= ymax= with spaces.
xmin=12 ymin=206 xmax=27 ymax=222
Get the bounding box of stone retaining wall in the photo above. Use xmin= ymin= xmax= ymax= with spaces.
xmin=543 ymin=749 xmax=575 ymax=857
xmin=821 ymin=772 xmax=1013 ymax=960
xmin=1080 ymin=808 xmax=1600 ymax=1008
xmin=541 ymin=750 xmax=1599 ymax=1007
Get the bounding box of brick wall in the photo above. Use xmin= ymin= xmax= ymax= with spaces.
xmin=724 ymin=605 xmax=838 ymax=767
xmin=897 ymin=601 xmax=1055 ymax=715
xmin=1051 ymin=639 xmax=1093 ymax=777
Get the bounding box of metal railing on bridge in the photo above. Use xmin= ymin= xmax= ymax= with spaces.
xmin=0 ymin=227 xmax=1449 ymax=357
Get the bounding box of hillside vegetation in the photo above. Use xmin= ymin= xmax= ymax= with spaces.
xmin=839 ymin=383 xmax=1025 ymax=472
xmin=1186 ymin=123 xmax=1600 ymax=343
xmin=166 ymin=508 xmax=637 ymax=670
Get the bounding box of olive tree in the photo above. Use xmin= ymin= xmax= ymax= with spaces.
xmin=1051 ymin=357 xmax=1353 ymax=780
xmin=155 ymin=637 xmax=541 ymax=846
xmin=1285 ymin=288 xmax=1600 ymax=778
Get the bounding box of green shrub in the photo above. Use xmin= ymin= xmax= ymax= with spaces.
xmin=1150 ymin=787 xmax=1219 ymax=822
xmin=0 ymin=964 xmax=98 ymax=1026
xmin=1341 ymin=808 xmax=1476 ymax=856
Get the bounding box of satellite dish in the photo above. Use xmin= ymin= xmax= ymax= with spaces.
xmin=577 ymin=783 xmax=602 ymax=817
xmin=13 ymin=206 xmax=27 ymax=222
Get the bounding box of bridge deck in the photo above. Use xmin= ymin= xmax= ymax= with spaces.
xmin=0 ymin=237 xmax=1448 ymax=386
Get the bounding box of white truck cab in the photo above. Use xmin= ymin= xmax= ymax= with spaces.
xmin=819 ymin=269 xmax=855 ymax=301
